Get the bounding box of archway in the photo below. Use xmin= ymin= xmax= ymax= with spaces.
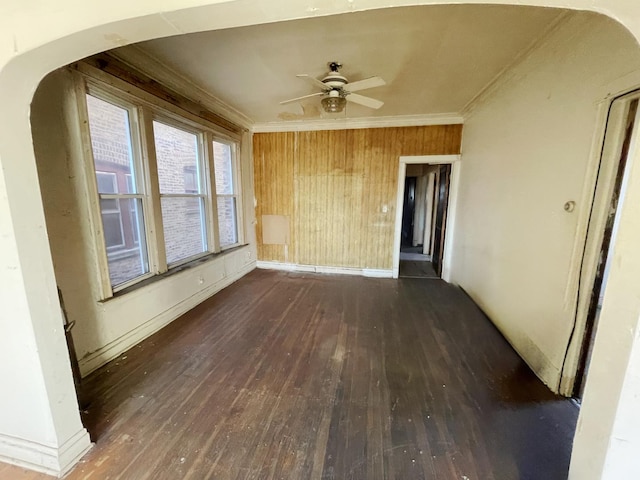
xmin=2 ymin=1 xmax=640 ymax=478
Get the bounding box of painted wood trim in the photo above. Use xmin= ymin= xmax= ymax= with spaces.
xmin=441 ymin=161 xmax=462 ymax=283
xmin=205 ymin=131 xmax=222 ymax=252
xmin=252 ymin=113 xmax=463 ymax=133
xmin=392 ymin=162 xmax=407 ymax=279
xmin=0 ymin=429 xmax=92 ymax=477
xmin=257 ymin=261 xmax=393 ymax=278
xmin=139 ymin=106 xmax=167 ymax=273
xmin=399 ymin=154 xmax=462 ymax=164
xmin=72 ymin=74 xmax=114 ymax=299
xmin=392 ymin=154 xmax=461 ymax=279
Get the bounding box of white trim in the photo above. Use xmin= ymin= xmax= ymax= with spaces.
xmin=399 ymin=154 xmax=461 ymax=165
xmin=442 ymin=162 xmax=461 ymax=282
xmin=0 ymin=429 xmax=92 ymax=478
xmin=257 ymin=261 xmax=393 ymax=278
xmin=392 ymin=155 xmax=461 ymax=281
xmin=79 ymin=259 xmax=256 ymax=376
xmin=460 ymin=11 xmax=570 ymax=119
xmin=252 ymin=113 xmax=463 ymax=133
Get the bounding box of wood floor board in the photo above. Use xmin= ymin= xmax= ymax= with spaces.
xmin=0 ymin=270 xmax=578 ymax=480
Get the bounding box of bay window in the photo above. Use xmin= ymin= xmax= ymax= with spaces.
xmin=83 ymin=81 xmax=242 ymax=295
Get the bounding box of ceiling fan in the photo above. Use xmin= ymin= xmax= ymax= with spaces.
xmin=280 ymin=62 xmax=386 ymax=113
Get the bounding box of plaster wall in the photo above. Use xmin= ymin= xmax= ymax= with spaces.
xmin=452 ymin=12 xmax=640 ymax=390
xmin=31 ymin=69 xmax=257 ymax=377
xmin=449 ymin=11 xmax=640 ymax=480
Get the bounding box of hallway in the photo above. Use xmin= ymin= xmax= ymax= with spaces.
xmin=1 ymin=270 xmax=578 ymax=479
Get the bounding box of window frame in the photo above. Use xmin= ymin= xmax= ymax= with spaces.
xmin=212 ymin=137 xmax=243 ymax=250
xmin=76 ymin=74 xmax=244 ymax=299
xmin=81 ymin=86 xmax=155 ymax=294
xmin=95 ymin=171 xmax=126 ymax=251
xmin=151 ymin=114 xmax=212 ymax=268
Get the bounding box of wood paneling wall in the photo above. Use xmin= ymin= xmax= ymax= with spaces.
xmin=253 ymin=125 xmax=462 ymax=269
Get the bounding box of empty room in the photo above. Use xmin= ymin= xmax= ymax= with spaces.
xmin=2 ymin=1 xmax=640 ymax=479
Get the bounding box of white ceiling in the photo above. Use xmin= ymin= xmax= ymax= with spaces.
xmin=126 ymin=5 xmax=567 ymax=125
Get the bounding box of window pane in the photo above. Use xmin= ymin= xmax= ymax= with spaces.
xmin=153 ymin=121 xmax=200 ymax=194
xmin=86 ymin=95 xmax=137 ymax=194
xmin=101 ymin=209 xmax=124 ymax=248
xmin=217 ymin=197 xmax=238 ymax=247
xmin=161 ymin=197 xmax=207 ymax=265
xmin=103 ymin=198 xmax=149 ymax=287
xmin=213 ymin=141 xmax=234 ymax=195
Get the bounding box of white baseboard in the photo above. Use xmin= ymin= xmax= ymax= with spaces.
xmin=256 ymin=261 xmax=393 ymax=278
xmin=0 ymin=428 xmax=92 ymax=477
xmin=79 ymin=261 xmax=256 ymax=377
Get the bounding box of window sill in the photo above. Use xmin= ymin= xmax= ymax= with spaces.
xmin=102 ymin=244 xmax=249 ymax=302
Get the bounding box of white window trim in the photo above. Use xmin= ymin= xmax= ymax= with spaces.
xmin=75 ymin=72 xmax=244 ymax=298
xmin=152 ymin=116 xmax=211 ymax=268
xmin=96 ymin=171 xmax=126 ymax=251
xmin=213 ymin=138 xmax=243 ymax=250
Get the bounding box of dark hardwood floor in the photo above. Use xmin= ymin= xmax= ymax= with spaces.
xmin=0 ymin=269 xmax=578 ymax=479
xmin=399 ymin=260 xmax=439 ymax=278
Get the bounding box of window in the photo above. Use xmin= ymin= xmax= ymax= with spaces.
xmin=83 ymin=84 xmax=242 ymax=294
xmin=86 ymin=94 xmax=149 ymax=288
xmin=213 ymin=140 xmax=239 ymax=248
xmin=96 ymin=172 xmax=125 ymax=249
xmin=153 ymin=121 xmax=207 ymax=266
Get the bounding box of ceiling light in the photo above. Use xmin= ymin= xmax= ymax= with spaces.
xmin=321 ymin=95 xmax=346 ymax=113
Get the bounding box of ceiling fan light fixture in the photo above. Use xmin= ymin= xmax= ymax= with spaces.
xmin=321 ymin=95 xmax=347 ymax=113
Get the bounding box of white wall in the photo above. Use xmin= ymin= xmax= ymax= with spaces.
xmin=31 ymin=69 xmax=257 ymax=377
xmin=451 ymin=12 xmax=640 ymax=391
xmin=451 ymin=11 xmax=640 ymax=479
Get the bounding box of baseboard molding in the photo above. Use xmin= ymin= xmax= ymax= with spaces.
xmin=0 ymin=428 xmax=92 ymax=477
xmin=79 ymin=261 xmax=256 ymax=377
xmin=256 ymin=261 xmax=393 ymax=278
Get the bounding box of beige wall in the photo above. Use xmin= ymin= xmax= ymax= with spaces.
xmin=449 ymin=12 xmax=640 ymax=478
xmin=253 ymin=126 xmax=462 ymax=270
xmin=31 ymin=69 xmax=257 ymax=377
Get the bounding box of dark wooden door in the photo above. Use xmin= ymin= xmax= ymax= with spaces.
xmin=432 ymin=165 xmax=451 ymax=277
xmin=401 ymin=177 xmax=417 ymax=248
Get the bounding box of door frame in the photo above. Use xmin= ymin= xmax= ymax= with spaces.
xmin=560 ymin=90 xmax=640 ymax=395
xmin=392 ymin=154 xmax=461 ymax=280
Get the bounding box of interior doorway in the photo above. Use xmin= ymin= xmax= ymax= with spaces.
xmin=574 ymin=93 xmax=640 ymax=398
xmin=393 ymin=156 xmax=460 ymax=280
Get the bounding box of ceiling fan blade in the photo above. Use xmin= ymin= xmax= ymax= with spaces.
xmin=347 ymin=93 xmax=384 ymax=109
xmin=296 ymin=74 xmax=331 ymax=91
xmin=279 ymin=92 xmax=324 ymax=105
xmin=343 ymin=76 xmax=386 ymax=93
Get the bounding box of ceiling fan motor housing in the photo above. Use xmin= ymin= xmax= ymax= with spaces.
xmin=322 ymin=73 xmax=348 ymax=89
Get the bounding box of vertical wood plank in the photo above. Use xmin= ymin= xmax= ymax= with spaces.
xmin=253 ymin=125 xmax=463 ymax=269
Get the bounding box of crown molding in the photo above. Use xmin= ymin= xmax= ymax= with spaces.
xmin=460 ymin=10 xmax=571 ymax=119
xmin=109 ymin=45 xmax=253 ymax=130
xmin=251 ymin=113 xmax=463 ymax=133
